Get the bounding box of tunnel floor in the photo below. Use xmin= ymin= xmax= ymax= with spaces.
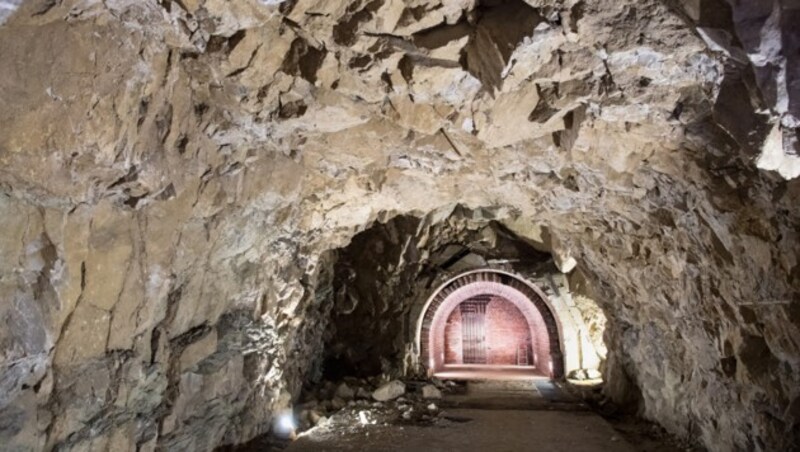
xmin=229 ymin=378 xmax=692 ymax=452
xmin=285 ymin=380 xmax=635 ymax=452
xmin=286 ymin=409 xmax=635 ymax=452
xmin=439 ymin=378 xmax=580 ymax=411
xmin=433 ymin=364 xmax=545 ymax=381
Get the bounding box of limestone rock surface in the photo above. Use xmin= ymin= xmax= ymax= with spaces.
xmin=0 ymin=0 xmax=798 ymax=451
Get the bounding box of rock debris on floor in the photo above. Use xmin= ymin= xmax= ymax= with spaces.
xmin=229 ymin=377 xmax=696 ymax=452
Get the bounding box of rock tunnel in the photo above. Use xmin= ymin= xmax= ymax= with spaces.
xmin=313 ymin=210 xmax=604 ymax=385
xmin=0 ymin=0 xmax=799 ymax=451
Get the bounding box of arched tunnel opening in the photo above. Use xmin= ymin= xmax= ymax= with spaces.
xmin=421 ymin=270 xmax=562 ymax=379
xmin=304 ymin=206 xmax=608 ymax=394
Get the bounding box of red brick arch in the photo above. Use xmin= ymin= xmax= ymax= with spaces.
xmin=416 ymin=270 xmax=564 ymax=378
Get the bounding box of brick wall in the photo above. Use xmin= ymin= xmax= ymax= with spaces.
xmin=485 ymin=296 xmax=532 ymax=364
xmin=444 ymin=296 xmax=532 ymax=365
xmin=422 ymin=272 xmax=563 ymax=378
xmin=444 ymin=309 xmax=462 ymax=363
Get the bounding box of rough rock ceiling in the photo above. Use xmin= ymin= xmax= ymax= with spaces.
xmin=0 ymin=0 xmax=798 ymax=451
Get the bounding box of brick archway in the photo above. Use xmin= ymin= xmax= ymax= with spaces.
xmin=416 ymin=270 xmax=564 ymax=379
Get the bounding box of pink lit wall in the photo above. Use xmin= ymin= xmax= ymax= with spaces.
xmin=444 ymin=296 xmax=533 ymax=365
xmin=421 ymin=272 xmax=564 ymax=378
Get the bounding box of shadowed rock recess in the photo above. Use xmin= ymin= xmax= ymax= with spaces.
xmin=0 ymin=0 xmax=798 ymax=451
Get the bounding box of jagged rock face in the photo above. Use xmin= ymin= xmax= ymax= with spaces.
xmin=0 ymin=0 xmax=798 ymax=451
xmin=672 ymin=0 xmax=800 ymax=178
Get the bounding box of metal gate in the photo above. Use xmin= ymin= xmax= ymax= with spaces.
xmin=460 ymin=298 xmax=489 ymax=364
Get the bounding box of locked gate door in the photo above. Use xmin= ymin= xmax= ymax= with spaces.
xmin=460 ymin=297 xmax=490 ymax=364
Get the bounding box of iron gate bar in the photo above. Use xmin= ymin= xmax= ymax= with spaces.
xmin=460 ymin=297 xmax=489 ymax=364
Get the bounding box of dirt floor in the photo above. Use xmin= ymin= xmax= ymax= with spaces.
xmin=287 ymin=409 xmax=634 ymax=452
xmin=227 ymin=379 xmax=700 ymax=452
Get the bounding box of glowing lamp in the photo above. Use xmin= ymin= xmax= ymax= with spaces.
xmin=274 ymin=410 xmax=297 ymax=438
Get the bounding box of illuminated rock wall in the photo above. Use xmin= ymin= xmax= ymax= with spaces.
xmin=0 ymin=0 xmax=798 ymax=450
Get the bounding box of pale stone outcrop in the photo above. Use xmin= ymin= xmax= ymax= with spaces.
xmin=422 ymin=385 xmax=442 ymax=400
xmin=372 ymin=381 xmax=406 ymax=402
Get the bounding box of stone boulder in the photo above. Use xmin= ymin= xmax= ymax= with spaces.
xmin=335 ymin=382 xmax=355 ymax=401
xmin=372 ymin=381 xmax=406 ymax=402
xmin=421 ymin=384 xmax=442 ymax=400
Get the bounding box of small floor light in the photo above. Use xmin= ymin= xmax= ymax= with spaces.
xmin=274 ymin=409 xmax=297 ymax=439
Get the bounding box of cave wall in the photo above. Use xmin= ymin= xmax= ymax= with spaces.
xmin=0 ymin=0 xmax=798 ymax=451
